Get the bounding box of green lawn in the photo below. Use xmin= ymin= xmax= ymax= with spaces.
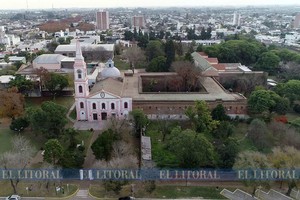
xmin=114 ymin=55 xmax=130 ymax=70
xmin=0 ymin=128 xmax=14 ymax=153
xmin=25 ymin=96 xmax=74 ymax=110
xmin=0 ymin=181 xmax=77 ymax=197
xmin=75 ymin=130 xmax=93 ymax=154
xmin=89 ymin=184 xmax=225 ymax=199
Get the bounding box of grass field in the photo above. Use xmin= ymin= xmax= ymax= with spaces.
xmin=0 ymin=128 xmax=14 ymax=154
xmin=89 ymin=184 xmax=225 ymax=199
xmin=0 ymin=181 xmax=77 ymax=197
xmin=25 ymin=96 xmax=74 ymax=110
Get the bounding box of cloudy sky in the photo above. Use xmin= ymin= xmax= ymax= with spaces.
xmin=1 ymin=0 xmax=300 ymax=10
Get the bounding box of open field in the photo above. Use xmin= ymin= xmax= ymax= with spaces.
xmin=89 ymin=184 xmax=225 ymax=199
xmin=0 ymin=181 xmax=78 ymax=198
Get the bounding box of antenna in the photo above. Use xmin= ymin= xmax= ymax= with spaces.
xmin=26 ymin=0 xmax=28 ymax=10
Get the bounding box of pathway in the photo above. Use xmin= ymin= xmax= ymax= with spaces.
xmin=71 ymin=189 xmax=94 ymax=200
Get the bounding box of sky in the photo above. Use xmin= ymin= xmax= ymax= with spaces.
xmin=1 ymin=0 xmax=300 ymax=10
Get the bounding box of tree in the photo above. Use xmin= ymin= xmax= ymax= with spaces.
xmin=91 ymin=129 xmax=116 ymax=161
xmin=185 ymin=100 xmax=219 ymax=133
xmin=269 ymin=146 xmax=300 ymax=196
xmin=248 ymin=89 xmax=288 ymax=115
xmin=26 ymin=101 xmax=67 ymax=138
xmin=0 ymin=88 xmax=25 ymax=118
xmin=46 ymin=41 xmax=59 ymax=53
xmin=171 ymin=61 xmax=202 ymax=91
xmin=211 ymin=104 xmax=230 ymax=121
xmin=254 ymin=51 xmax=280 ymax=74
xmin=166 ymin=127 xmax=216 ymax=168
xmin=165 ymin=39 xmax=176 ymax=71
xmin=4 ymin=54 xmax=10 ymax=63
xmin=146 ymin=56 xmax=167 ymax=72
xmin=233 ymin=151 xmax=271 ymax=195
xmin=44 ymin=139 xmax=63 ymax=166
xmin=9 ymin=75 xmax=34 ymax=95
xmin=248 ymin=119 xmax=273 ymax=151
xmin=0 ymin=136 xmax=34 ymax=193
xmin=213 ymin=121 xmax=234 ymax=139
xmin=44 ymin=72 xmax=69 ymax=98
xmin=129 ymin=109 xmax=148 ymax=138
xmin=9 ymin=117 xmax=29 ymax=133
xmin=124 ymin=46 xmax=146 ymax=72
xmin=145 ymin=40 xmax=164 ymax=61
xmin=216 ymin=137 xmax=239 ymax=168
xmin=275 ymin=80 xmax=300 ymax=104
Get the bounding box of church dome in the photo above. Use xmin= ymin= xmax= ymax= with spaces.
xmin=101 ymin=59 xmax=121 ymax=78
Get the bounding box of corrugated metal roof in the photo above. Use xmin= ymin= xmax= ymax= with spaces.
xmin=33 ymin=54 xmax=67 ymax=64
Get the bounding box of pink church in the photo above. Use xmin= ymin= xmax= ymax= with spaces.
xmin=74 ymin=41 xmax=132 ymax=122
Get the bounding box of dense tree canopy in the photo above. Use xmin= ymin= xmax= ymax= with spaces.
xmin=145 ymin=40 xmax=165 ymax=61
xmin=166 ymin=127 xmax=216 ymax=168
xmin=204 ymin=39 xmax=266 ymax=66
xmin=44 ymin=72 xmax=69 ymax=97
xmin=248 ymin=89 xmax=289 ymax=115
xmin=91 ymin=129 xmax=116 ymax=161
xmin=26 ymin=101 xmax=67 ymax=138
xmin=9 ymin=75 xmax=34 ymax=94
xmin=0 ymin=88 xmax=24 ymax=118
xmin=254 ymin=51 xmax=280 ymax=74
xmin=44 ymin=139 xmax=63 ymax=165
xmin=275 ymin=80 xmax=300 ymax=104
xmin=185 ymin=100 xmax=219 ymax=133
xmin=146 ymin=56 xmax=167 ymax=72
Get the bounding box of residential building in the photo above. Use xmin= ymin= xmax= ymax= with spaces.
xmin=294 ymin=13 xmax=300 ymax=28
xmin=96 ymin=11 xmax=110 ymax=31
xmin=132 ymin=16 xmax=145 ymax=28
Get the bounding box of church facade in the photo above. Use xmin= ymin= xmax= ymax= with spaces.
xmin=74 ymin=41 xmax=132 ymax=122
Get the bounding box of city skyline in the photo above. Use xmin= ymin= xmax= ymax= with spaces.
xmin=1 ymin=0 xmax=300 ymax=10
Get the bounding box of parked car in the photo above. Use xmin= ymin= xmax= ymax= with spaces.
xmin=118 ymin=196 xmax=134 ymax=200
xmin=5 ymin=195 xmax=21 ymax=200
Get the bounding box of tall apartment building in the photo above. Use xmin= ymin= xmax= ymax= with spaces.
xmin=294 ymin=13 xmax=300 ymax=28
xmin=96 ymin=11 xmax=109 ymax=31
xmin=233 ymin=12 xmax=241 ymax=26
xmin=132 ymin=16 xmax=145 ymax=28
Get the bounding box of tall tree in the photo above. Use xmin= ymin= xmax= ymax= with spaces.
xmin=166 ymin=127 xmax=216 ymax=168
xmin=145 ymin=40 xmax=164 ymax=61
xmin=44 ymin=72 xmax=69 ymax=98
xmin=129 ymin=109 xmax=148 ymax=138
xmin=254 ymin=51 xmax=280 ymax=74
xmin=0 ymin=87 xmax=24 ymax=118
xmin=125 ymin=46 xmax=146 ymax=72
xmin=146 ymin=56 xmax=167 ymax=72
xmin=44 ymin=139 xmax=63 ymax=166
xmin=165 ymin=39 xmax=176 ymax=71
xmin=26 ymin=101 xmax=67 ymax=138
xmin=91 ymin=129 xmax=116 ymax=161
xmin=233 ymin=151 xmax=271 ymax=195
xmin=185 ymin=100 xmax=219 ymax=133
xmin=0 ymin=136 xmax=34 ymax=193
xmin=171 ymin=61 xmax=202 ymax=91
xmin=9 ymin=75 xmax=34 ymax=95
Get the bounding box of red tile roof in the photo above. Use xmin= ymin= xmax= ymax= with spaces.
xmin=205 ymin=57 xmax=219 ymax=64
xmin=198 ymin=52 xmax=208 ymax=57
xmin=212 ymin=64 xmax=226 ymax=71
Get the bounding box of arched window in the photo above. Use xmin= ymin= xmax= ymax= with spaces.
xmin=79 ymin=85 xmax=83 ymax=93
xmin=111 ymin=103 xmax=115 ymax=110
xmin=102 ymin=103 xmax=106 ymax=109
xmin=77 ymin=69 xmax=82 ymax=79
xmin=92 ymin=103 xmax=96 ymax=109
xmin=124 ymin=102 xmax=128 ymax=109
xmin=80 ymin=102 xmax=84 ymax=108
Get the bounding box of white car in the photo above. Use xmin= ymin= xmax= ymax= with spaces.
xmin=5 ymin=195 xmax=21 ymax=200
